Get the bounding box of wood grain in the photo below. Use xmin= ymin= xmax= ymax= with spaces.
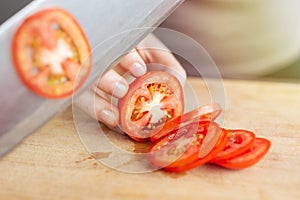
xmin=0 ymin=78 xmax=300 ymax=200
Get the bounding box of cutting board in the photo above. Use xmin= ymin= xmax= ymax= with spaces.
xmin=0 ymin=78 xmax=299 ymax=200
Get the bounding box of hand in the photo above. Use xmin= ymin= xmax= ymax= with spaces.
xmin=76 ymin=34 xmax=186 ymax=128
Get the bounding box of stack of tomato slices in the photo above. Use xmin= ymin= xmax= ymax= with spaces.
xmin=147 ymin=105 xmax=271 ymax=172
xmin=118 ymin=72 xmax=271 ymax=172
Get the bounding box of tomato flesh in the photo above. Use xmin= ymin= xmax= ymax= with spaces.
xmin=118 ymin=71 xmax=184 ymax=141
xmin=130 ymin=83 xmax=179 ymax=128
xmin=12 ymin=8 xmax=91 ymax=98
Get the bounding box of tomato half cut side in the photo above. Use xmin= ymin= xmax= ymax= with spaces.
xmin=148 ymin=121 xmax=225 ymax=172
xmin=150 ymin=103 xmax=222 ymax=142
xmin=12 ymin=8 xmax=91 ymax=98
xmin=118 ymin=71 xmax=184 ymax=141
xmin=213 ymin=137 xmax=271 ymax=170
xmin=211 ymin=129 xmax=255 ymax=162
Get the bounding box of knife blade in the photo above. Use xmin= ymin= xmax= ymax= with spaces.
xmin=0 ymin=0 xmax=183 ymax=157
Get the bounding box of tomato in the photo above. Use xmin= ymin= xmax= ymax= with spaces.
xmin=118 ymin=71 xmax=184 ymax=141
xmin=150 ymin=103 xmax=222 ymax=142
xmin=211 ymin=129 xmax=255 ymax=161
xmin=12 ymin=8 xmax=91 ymax=98
xmin=116 ymin=72 xmax=272 ymax=172
xmin=148 ymin=121 xmax=227 ymax=172
xmin=213 ymin=138 xmax=271 ymax=169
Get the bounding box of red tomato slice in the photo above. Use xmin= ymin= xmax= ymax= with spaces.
xmin=213 ymin=137 xmax=271 ymax=169
xmin=150 ymin=103 xmax=222 ymax=142
xmin=165 ymin=127 xmax=228 ymax=172
xmin=211 ymin=129 xmax=255 ymax=162
xmin=118 ymin=71 xmax=184 ymax=141
xmin=12 ymin=8 xmax=91 ymax=98
xmin=148 ymin=121 xmax=227 ymax=172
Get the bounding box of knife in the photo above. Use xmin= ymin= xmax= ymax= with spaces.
xmin=0 ymin=0 xmax=183 ymax=157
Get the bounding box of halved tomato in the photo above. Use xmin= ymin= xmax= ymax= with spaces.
xmin=150 ymin=103 xmax=222 ymax=142
xmin=148 ymin=121 xmax=227 ymax=172
xmin=118 ymin=71 xmax=184 ymax=141
xmin=213 ymin=137 xmax=271 ymax=169
xmin=12 ymin=8 xmax=91 ymax=98
xmin=211 ymin=129 xmax=255 ymax=161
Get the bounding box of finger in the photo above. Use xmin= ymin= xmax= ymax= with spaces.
xmin=93 ymin=85 xmax=110 ymax=101
xmin=75 ymin=89 xmax=119 ymax=127
xmin=97 ymin=69 xmax=128 ymax=98
xmin=117 ymin=49 xmax=147 ymax=77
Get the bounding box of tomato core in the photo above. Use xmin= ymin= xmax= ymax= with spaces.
xmin=131 ymin=82 xmax=176 ymax=131
xmin=31 ymin=24 xmax=79 ymax=86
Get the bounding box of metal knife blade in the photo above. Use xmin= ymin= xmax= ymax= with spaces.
xmin=0 ymin=0 xmax=183 ymax=157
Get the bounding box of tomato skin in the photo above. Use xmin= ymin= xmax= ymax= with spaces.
xmin=118 ymin=71 xmax=184 ymax=141
xmin=150 ymin=103 xmax=222 ymax=142
xmin=213 ymin=138 xmax=271 ymax=170
xmin=12 ymin=8 xmax=91 ymax=99
xmin=211 ymin=129 xmax=255 ymax=162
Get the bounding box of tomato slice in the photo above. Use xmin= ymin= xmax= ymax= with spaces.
xmin=211 ymin=129 xmax=255 ymax=162
xmin=150 ymin=103 xmax=222 ymax=142
xmin=148 ymin=121 xmax=227 ymax=172
xmin=12 ymin=8 xmax=91 ymax=98
xmin=118 ymin=71 xmax=184 ymax=141
xmin=213 ymin=137 xmax=271 ymax=169
xmin=165 ymin=127 xmax=228 ymax=172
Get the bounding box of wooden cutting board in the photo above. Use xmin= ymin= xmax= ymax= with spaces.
xmin=0 ymin=78 xmax=299 ymax=200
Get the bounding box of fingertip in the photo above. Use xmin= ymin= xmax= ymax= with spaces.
xmin=118 ymin=50 xmax=147 ymax=77
xmin=112 ymin=80 xmax=129 ymax=98
xmin=98 ymin=69 xmax=129 ymax=98
xmin=130 ymin=62 xmax=147 ymax=77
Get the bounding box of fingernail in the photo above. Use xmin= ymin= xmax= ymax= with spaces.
xmin=112 ymin=81 xmax=128 ymax=98
xmin=131 ymin=62 xmax=147 ymax=77
xmin=98 ymin=109 xmax=118 ymax=127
